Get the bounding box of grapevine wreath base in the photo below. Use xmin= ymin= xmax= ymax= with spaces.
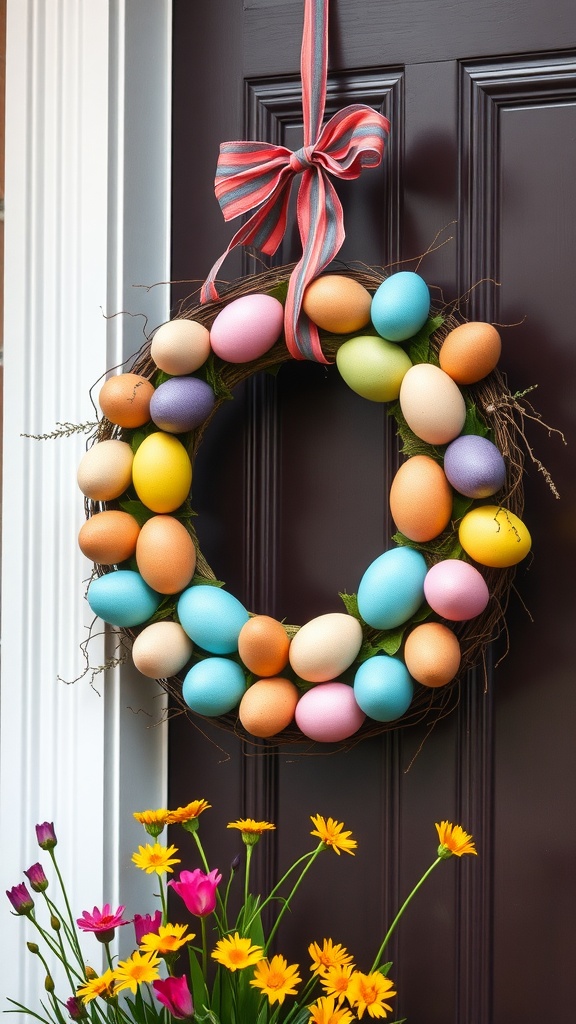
xmin=78 ymin=262 xmax=547 ymax=750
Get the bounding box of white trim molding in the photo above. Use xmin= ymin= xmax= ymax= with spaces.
xmin=1 ymin=0 xmax=171 ymax=1007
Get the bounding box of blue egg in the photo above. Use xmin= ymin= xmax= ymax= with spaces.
xmin=444 ymin=434 xmax=506 ymax=499
xmin=87 ymin=570 xmax=161 ymax=627
xmin=177 ymin=585 xmax=249 ymax=654
xmin=371 ymin=272 xmax=430 ymax=342
xmin=182 ymin=657 xmax=246 ymax=716
xmin=150 ymin=376 xmax=215 ymax=434
xmin=357 ymin=546 xmax=427 ymax=629
xmin=354 ymin=655 xmax=414 ymax=721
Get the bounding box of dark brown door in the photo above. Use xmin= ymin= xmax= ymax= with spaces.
xmin=170 ymin=3 xmax=576 ymax=1021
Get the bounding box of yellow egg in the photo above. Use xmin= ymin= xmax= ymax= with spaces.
xmin=389 ymin=455 xmax=453 ymax=542
xmin=399 ymin=363 xmax=467 ymax=445
xmin=78 ymin=510 xmax=140 ymax=564
xmin=98 ymin=373 xmax=155 ymax=428
xmin=132 ymin=432 xmax=192 ymax=513
xmin=132 ymin=620 xmax=194 ymax=678
xmin=77 ymin=439 xmax=134 ymax=501
xmin=403 ymin=622 xmax=461 ymax=687
xmin=238 ymin=615 xmax=291 ymax=676
xmin=302 ymin=274 xmax=372 ymax=334
xmin=439 ymin=321 xmax=501 ymax=384
xmin=150 ymin=319 xmax=211 ymax=375
xmin=136 ymin=515 xmax=197 ymax=594
xmin=458 ymin=505 xmax=531 ymax=567
xmin=239 ymin=677 xmax=300 ymax=738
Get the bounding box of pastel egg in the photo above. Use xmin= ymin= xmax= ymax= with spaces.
xmin=371 ymin=271 xmax=430 ymax=342
xmin=424 ymin=559 xmax=490 ymax=620
xmin=458 ymin=505 xmax=531 ymax=567
xmin=182 ymin=657 xmax=246 ymax=716
xmin=353 ymin=655 xmax=414 ymax=721
xmin=150 ymin=319 xmax=211 ymax=375
xmin=78 ymin=510 xmax=141 ymax=565
xmin=357 ymin=546 xmax=427 ymax=630
xmin=132 ymin=432 xmax=192 ymax=513
xmin=302 ymin=274 xmax=372 ymax=333
xmin=136 ymin=516 xmax=197 ymax=594
xmin=177 ymin=585 xmax=249 ymax=654
xmin=399 ymin=363 xmax=467 ymax=445
xmin=132 ymin=620 xmax=194 ymax=678
xmin=209 ymin=293 xmax=284 ymax=363
xmin=439 ymin=321 xmax=502 ymax=384
xmin=238 ymin=615 xmax=290 ymax=677
xmin=149 ymin=377 xmax=215 ymax=434
xmin=389 ymin=455 xmax=453 ymax=542
xmin=98 ymin=373 xmax=155 ymax=428
xmin=294 ymin=682 xmax=366 ymax=743
xmin=288 ymin=613 xmax=363 ymax=683
xmin=239 ymin=677 xmax=300 ymax=738
xmin=86 ymin=570 xmax=161 ymax=627
xmin=444 ymin=434 xmax=506 ymax=499
xmin=77 ymin=439 xmax=134 ymax=501
xmin=403 ymin=622 xmax=461 ymax=687
xmin=336 ymin=334 xmax=412 ymax=402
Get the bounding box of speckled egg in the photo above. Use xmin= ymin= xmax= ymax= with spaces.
xmin=439 ymin=321 xmax=501 ymax=384
xmin=132 ymin=432 xmax=192 ymax=513
xmin=136 ymin=516 xmax=197 ymax=594
xmin=132 ymin=620 xmax=194 ymax=679
xmin=399 ymin=363 xmax=467 ymax=445
xmin=238 ymin=615 xmax=290 ymax=677
xmin=444 ymin=434 xmax=506 ymax=499
xmin=177 ymin=585 xmax=249 ymax=654
xmin=403 ymin=622 xmax=461 ymax=687
xmin=151 ymin=319 xmax=211 ymax=375
xmin=182 ymin=657 xmax=247 ymax=716
xmin=353 ymin=655 xmax=414 ymax=721
xmin=336 ymin=334 xmax=413 ymax=401
xmin=371 ymin=272 xmax=430 ymax=342
xmin=302 ymin=274 xmax=372 ymax=333
xmin=239 ymin=677 xmax=300 ymax=738
xmin=288 ymin=613 xmax=363 ymax=683
xmin=78 ymin=510 xmax=141 ymax=565
xmin=149 ymin=376 xmax=215 ymax=434
xmin=98 ymin=373 xmax=155 ymax=428
xmin=424 ymin=559 xmax=490 ymax=620
xmin=210 ymin=293 xmax=284 ymax=363
xmin=357 ymin=546 xmax=428 ymax=630
xmin=77 ymin=440 xmax=134 ymax=502
xmin=294 ymin=682 xmax=366 ymax=742
xmin=87 ymin=570 xmax=161 ymax=628
xmin=389 ymin=455 xmax=453 ymax=542
xmin=458 ymin=505 xmax=531 ymax=567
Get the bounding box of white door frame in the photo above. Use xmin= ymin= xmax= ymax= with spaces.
xmin=1 ymin=0 xmax=171 ymax=1005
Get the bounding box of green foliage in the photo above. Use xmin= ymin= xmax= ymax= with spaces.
xmin=405 ymin=315 xmax=444 ymax=364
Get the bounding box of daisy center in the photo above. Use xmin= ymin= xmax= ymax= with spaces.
xmin=267 ymin=971 xmax=285 ymax=989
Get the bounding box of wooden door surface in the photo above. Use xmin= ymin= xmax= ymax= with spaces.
xmin=169 ymin=2 xmax=576 ymax=1021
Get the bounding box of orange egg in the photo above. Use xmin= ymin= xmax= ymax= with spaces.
xmin=98 ymin=373 xmax=155 ymax=428
xmin=389 ymin=455 xmax=453 ymax=542
xmin=135 ymin=515 xmax=196 ymax=594
xmin=403 ymin=622 xmax=461 ymax=687
xmin=78 ymin=510 xmax=141 ymax=564
xmin=439 ymin=321 xmax=501 ymax=384
xmin=239 ymin=677 xmax=299 ymax=738
xmin=302 ymin=274 xmax=372 ymax=334
xmin=238 ymin=615 xmax=291 ymax=676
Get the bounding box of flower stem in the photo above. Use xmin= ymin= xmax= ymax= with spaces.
xmin=158 ymin=875 xmax=168 ymax=925
xmin=371 ymin=857 xmax=442 ymax=972
xmin=244 ymin=844 xmax=253 ymax=908
xmin=264 ymin=846 xmax=323 ymax=954
xmin=201 ymin=916 xmax=208 ymax=979
xmin=192 ymin=831 xmax=226 ymax=918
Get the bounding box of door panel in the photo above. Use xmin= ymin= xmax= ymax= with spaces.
xmin=170 ymin=3 xmax=576 ymax=1020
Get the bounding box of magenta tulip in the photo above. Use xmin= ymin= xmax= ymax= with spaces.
xmin=152 ymin=975 xmax=194 ymax=1018
xmin=35 ymin=822 xmax=57 ymax=850
xmin=133 ymin=909 xmax=162 ymax=945
xmin=6 ymin=883 xmax=34 ymax=915
xmin=168 ymin=867 xmax=222 ymax=916
xmin=24 ymin=863 xmax=49 ymax=893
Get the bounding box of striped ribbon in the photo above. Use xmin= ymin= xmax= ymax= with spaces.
xmin=200 ymin=0 xmax=390 ymax=362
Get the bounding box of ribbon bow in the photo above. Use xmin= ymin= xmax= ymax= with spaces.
xmin=200 ymin=0 xmax=390 ymax=362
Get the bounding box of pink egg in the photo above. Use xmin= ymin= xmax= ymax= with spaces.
xmin=294 ymin=682 xmax=366 ymax=743
xmin=423 ymin=559 xmax=490 ymax=621
xmin=209 ymin=293 xmax=284 ymax=363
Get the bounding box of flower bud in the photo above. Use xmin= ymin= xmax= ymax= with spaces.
xmin=24 ymin=862 xmax=49 ymax=893
xmin=35 ymin=822 xmax=57 ymax=851
xmin=230 ymin=853 xmax=242 ymax=873
xmin=84 ymin=966 xmax=97 ymax=980
xmin=44 ymin=975 xmax=55 ymax=993
xmin=50 ymin=914 xmax=61 ymax=931
xmin=27 ymin=942 xmax=40 ymax=954
xmin=6 ymin=883 xmax=34 ymax=915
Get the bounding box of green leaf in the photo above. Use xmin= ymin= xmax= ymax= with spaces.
xmin=204 ymin=354 xmax=234 ymax=402
xmin=461 ymin=399 xmax=491 ymax=439
xmin=405 ymin=314 xmax=444 ymax=364
xmin=188 ymin=946 xmax=211 ymax=1018
xmin=190 ymin=573 xmax=225 ymax=588
xmin=338 ymin=591 xmax=361 ymax=618
xmin=268 ymin=280 xmax=289 ymax=305
xmin=377 ymin=960 xmax=393 ymax=976
xmin=451 ymin=490 xmax=474 ymax=522
xmin=118 ymin=499 xmax=157 ymax=526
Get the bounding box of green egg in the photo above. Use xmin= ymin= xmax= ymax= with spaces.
xmin=336 ymin=334 xmax=412 ymax=402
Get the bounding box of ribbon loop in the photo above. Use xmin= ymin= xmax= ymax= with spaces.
xmin=289 ymin=146 xmax=315 ymax=173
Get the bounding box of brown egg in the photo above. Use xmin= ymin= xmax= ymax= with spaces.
xmin=77 ymin=439 xmax=134 ymax=501
xmin=439 ymin=321 xmax=502 ymax=384
xmin=78 ymin=510 xmax=140 ymax=564
xmin=389 ymin=455 xmax=453 ymax=542
xmin=135 ymin=515 xmax=196 ymax=594
xmin=238 ymin=615 xmax=290 ymax=676
xmin=99 ymin=373 xmax=155 ymax=428
xmin=302 ymin=274 xmax=372 ymax=334
xmin=239 ymin=677 xmax=300 ymax=738
xmin=403 ymin=622 xmax=461 ymax=687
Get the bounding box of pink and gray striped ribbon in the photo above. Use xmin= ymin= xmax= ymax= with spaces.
xmin=200 ymin=0 xmax=390 ymax=362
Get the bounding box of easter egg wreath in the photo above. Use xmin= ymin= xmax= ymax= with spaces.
xmin=78 ymin=262 xmax=535 ymax=748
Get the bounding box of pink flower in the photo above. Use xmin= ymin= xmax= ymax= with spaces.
xmin=76 ymin=904 xmax=129 ymax=943
xmin=152 ymin=975 xmax=194 ymax=1019
xmin=24 ymin=862 xmax=49 ymax=893
xmin=6 ymin=883 xmax=34 ymax=915
xmin=169 ymin=867 xmax=222 ymax=917
xmin=35 ymin=822 xmax=57 ymax=850
xmin=65 ymin=995 xmax=88 ymax=1020
xmin=133 ymin=910 xmax=162 ymax=945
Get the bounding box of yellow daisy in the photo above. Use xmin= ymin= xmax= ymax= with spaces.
xmin=347 ymin=970 xmax=396 ymax=1020
xmin=133 ymin=808 xmax=170 ymax=838
xmin=250 ymin=954 xmax=301 ymax=1005
xmin=227 ymin=819 xmax=276 ymax=846
xmin=139 ymin=922 xmax=195 ymax=955
xmin=320 ymin=962 xmax=356 ymax=1002
xmin=309 ymin=939 xmax=354 ymax=976
xmin=113 ymin=950 xmax=161 ymax=994
xmin=310 ymin=815 xmax=357 ymax=856
xmin=211 ymin=932 xmax=264 ymax=972
xmin=167 ymin=799 xmax=211 ymax=825
xmin=131 ymin=842 xmax=181 ymax=876
xmin=76 ymin=969 xmax=115 ymax=1004
xmin=309 ymin=995 xmax=356 ymax=1024
xmin=435 ymin=821 xmax=477 ymax=858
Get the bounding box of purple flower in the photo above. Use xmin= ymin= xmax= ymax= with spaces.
xmin=133 ymin=910 xmax=162 ymax=945
xmin=76 ymin=904 xmax=129 ymax=943
xmin=24 ymin=862 xmax=49 ymax=893
xmin=168 ymin=867 xmax=222 ymax=917
xmin=6 ymin=883 xmax=34 ymax=915
xmin=35 ymin=822 xmax=57 ymax=850
xmin=152 ymin=975 xmax=194 ymax=1019
xmin=65 ymin=996 xmax=88 ymax=1020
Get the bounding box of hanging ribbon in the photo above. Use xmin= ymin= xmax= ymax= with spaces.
xmin=200 ymin=0 xmax=390 ymax=362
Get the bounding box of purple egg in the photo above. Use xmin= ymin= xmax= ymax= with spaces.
xmin=424 ymin=559 xmax=490 ymax=621
xmin=150 ymin=376 xmax=215 ymax=433
xmin=443 ymin=434 xmax=506 ymax=499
